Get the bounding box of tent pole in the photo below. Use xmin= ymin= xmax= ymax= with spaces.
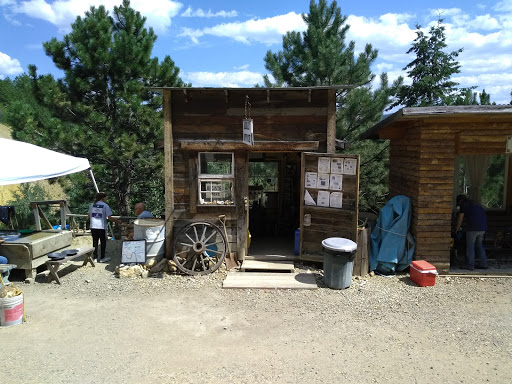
xmin=89 ymin=169 xmax=99 ymax=193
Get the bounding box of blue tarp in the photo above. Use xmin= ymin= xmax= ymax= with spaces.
xmin=370 ymin=195 xmax=415 ymax=274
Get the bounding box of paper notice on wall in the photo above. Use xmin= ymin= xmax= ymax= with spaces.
xmin=305 ymin=172 xmax=317 ymax=188
xmin=318 ymin=157 xmax=331 ymax=173
xmin=317 ymin=190 xmax=330 ymax=207
xmin=329 ymin=174 xmax=342 ymax=191
xmin=317 ymin=173 xmax=330 ymax=189
xmin=330 ymin=192 xmax=343 ymax=208
xmin=331 ymin=158 xmax=344 ymax=174
xmin=304 ymin=189 xmax=316 ymax=206
xmin=242 ymin=118 xmax=254 ymax=145
xmin=343 ymin=158 xmax=357 ymax=175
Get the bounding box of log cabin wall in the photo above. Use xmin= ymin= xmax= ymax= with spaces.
xmin=161 ymin=88 xmax=334 ymax=259
xmin=370 ymin=107 xmax=512 ymax=273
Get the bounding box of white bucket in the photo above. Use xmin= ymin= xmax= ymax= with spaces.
xmin=0 ymin=293 xmax=24 ymax=327
xmin=133 ymin=219 xmax=165 ymax=262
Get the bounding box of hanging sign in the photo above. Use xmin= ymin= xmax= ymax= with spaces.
xmin=243 ymin=118 xmax=254 ymax=146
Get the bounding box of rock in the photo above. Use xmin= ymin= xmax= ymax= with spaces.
xmin=116 ymin=265 xmax=144 ymax=278
xmin=149 ymin=258 xmax=167 ymax=273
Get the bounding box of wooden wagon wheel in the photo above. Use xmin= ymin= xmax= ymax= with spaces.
xmin=172 ymin=221 xmax=228 ymax=275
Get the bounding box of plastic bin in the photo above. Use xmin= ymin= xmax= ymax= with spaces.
xmin=294 ymin=229 xmax=300 ymax=255
xmin=322 ymin=237 xmax=357 ymax=289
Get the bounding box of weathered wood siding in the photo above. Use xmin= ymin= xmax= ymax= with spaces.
xmin=300 ymin=152 xmax=359 ymax=261
xmin=388 ymin=120 xmax=512 ymax=272
xmin=164 ymin=88 xmax=334 ymax=259
xmin=171 ymin=89 xmax=329 ymax=145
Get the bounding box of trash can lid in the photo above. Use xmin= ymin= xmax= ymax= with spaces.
xmin=322 ymin=237 xmax=357 ymax=252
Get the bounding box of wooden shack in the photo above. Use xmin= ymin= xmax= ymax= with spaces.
xmin=360 ymin=105 xmax=512 ymax=272
xmin=153 ymin=87 xmax=360 ymax=266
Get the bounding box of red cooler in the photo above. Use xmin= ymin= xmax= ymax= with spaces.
xmin=410 ymin=260 xmax=437 ymax=287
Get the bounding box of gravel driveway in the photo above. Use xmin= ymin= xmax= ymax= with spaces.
xmin=2 ymin=237 xmax=512 ymax=384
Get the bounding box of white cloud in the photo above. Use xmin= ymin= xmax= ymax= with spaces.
xmin=178 ymin=12 xmax=305 ymax=45
xmin=181 ymin=7 xmax=237 ymax=18
xmin=183 ymin=70 xmax=263 ymax=87
xmin=346 ymin=13 xmax=416 ymax=57
xmin=494 ymin=0 xmax=512 ymax=12
xmin=0 ymin=51 xmax=24 ymax=79
xmin=8 ymin=0 xmax=182 ymax=33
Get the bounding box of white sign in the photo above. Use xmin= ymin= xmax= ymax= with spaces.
xmin=317 ymin=190 xmax=330 ymax=207
xmin=343 ymin=158 xmax=357 ymax=175
xmin=331 ymin=158 xmax=344 ymax=174
xmin=329 ymin=174 xmax=343 ymax=191
xmin=243 ymin=118 xmax=254 ymax=145
xmin=330 ymin=192 xmax=343 ymax=208
xmin=305 ymin=172 xmax=317 ymax=188
xmin=318 ymin=157 xmax=331 ymax=173
xmin=121 ymin=240 xmax=146 ymax=264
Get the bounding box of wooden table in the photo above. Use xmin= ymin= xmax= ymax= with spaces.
xmin=0 ymin=264 xmax=17 ymax=285
xmin=45 ymin=247 xmax=95 ymax=284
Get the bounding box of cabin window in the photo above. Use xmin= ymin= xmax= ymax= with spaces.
xmin=455 ymin=154 xmax=506 ymax=209
xmin=198 ymin=152 xmax=234 ymax=205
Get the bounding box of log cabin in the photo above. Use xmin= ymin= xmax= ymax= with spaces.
xmin=360 ymin=105 xmax=512 ymax=273
xmin=151 ymin=87 xmax=362 ymax=271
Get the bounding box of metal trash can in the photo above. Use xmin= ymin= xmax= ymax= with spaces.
xmin=322 ymin=237 xmax=357 ymax=289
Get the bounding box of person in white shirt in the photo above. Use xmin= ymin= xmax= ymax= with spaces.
xmin=88 ymin=192 xmax=120 ymax=263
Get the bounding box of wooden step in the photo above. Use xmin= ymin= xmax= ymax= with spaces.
xmin=240 ymin=259 xmax=295 ymax=272
xmin=223 ymin=272 xmax=318 ymax=289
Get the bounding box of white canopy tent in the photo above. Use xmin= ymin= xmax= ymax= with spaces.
xmin=0 ymin=138 xmax=94 ymax=187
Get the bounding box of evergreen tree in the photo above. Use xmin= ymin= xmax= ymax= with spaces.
xmin=263 ymin=0 xmax=400 ymax=211
xmin=392 ymin=19 xmax=463 ymax=108
xmin=7 ymin=0 xmax=187 ymax=215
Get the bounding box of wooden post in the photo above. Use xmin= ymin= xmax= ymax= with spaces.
xmin=235 ymin=150 xmax=248 ymax=261
xmin=163 ymin=89 xmax=174 ymax=258
xmin=60 ymin=201 xmax=67 ymax=229
xmin=31 ymin=202 xmax=41 ymax=231
xmin=326 ymin=88 xmax=336 ymax=154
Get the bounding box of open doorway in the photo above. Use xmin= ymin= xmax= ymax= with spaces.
xmin=247 ymin=153 xmax=300 ymax=256
xmin=451 ymin=154 xmax=512 ymax=272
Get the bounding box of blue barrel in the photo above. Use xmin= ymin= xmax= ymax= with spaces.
xmin=294 ymin=228 xmax=300 ymax=255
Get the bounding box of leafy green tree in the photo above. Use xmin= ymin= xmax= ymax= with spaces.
xmin=8 ymin=0 xmax=187 ymax=215
xmin=6 ymin=183 xmax=53 ymax=229
xmin=263 ymin=0 xmax=400 ymax=212
xmin=392 ymin=19 xmax=463 ymax=108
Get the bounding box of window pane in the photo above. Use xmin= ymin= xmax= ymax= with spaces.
xmin=199 ymin=153 xmax=233 ymax=176
xmin=199 ymin=180 xmax=233 ymax=204
xmin=455 ymin=155 xmax=505 ymax=209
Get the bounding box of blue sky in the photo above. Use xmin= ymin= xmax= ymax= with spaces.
xmin=1 ymin=0 xmax=511 ymax=104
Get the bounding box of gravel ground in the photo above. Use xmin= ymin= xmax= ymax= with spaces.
xmin=2 ymin=236 xmax=512 ymax=384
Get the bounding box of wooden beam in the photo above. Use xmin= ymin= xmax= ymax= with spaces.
xmin=234 ymin=151 xmax=248 ymax=261
xmin=327 ymin=89 xmax=336 ymax=153
xmin=163 ymin=89 xmax=174 ymax=257
xmin=179 ymin=140 xmax=319 ymax=152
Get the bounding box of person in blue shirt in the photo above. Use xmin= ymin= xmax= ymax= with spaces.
xmin=134 ymin=202 xmax=154 ymax=219
xmin=455 ymin=194 xmax=488 ymax=270
xmin=122 ymin=202 xmax=154 ymax=240
xmin=88 ymin=192 xmax=120 ymax=263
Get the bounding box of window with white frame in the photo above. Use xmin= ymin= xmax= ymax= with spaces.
xmin=198 ymin=152 xmax=234 ymax=205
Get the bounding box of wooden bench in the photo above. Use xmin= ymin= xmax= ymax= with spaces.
xmin=45 ymin=246 xmax=95 ymax=284
xmin=0 ymin=264 xmax=17 ymax=285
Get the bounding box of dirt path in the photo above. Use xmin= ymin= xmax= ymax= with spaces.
xmin=2 ymin=237 xmax=512 ymax=383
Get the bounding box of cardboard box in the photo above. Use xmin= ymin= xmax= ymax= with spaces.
xmin=410 ymin=260 xmax=437 ymax=287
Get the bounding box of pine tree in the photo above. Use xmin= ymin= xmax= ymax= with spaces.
xmin=392 ymin=19 xmax=463 ymax=108
xmin=263 ymin=0 xmax=400 ymax=211
xmin=8 ymin=0 xmax=187 ymax=215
